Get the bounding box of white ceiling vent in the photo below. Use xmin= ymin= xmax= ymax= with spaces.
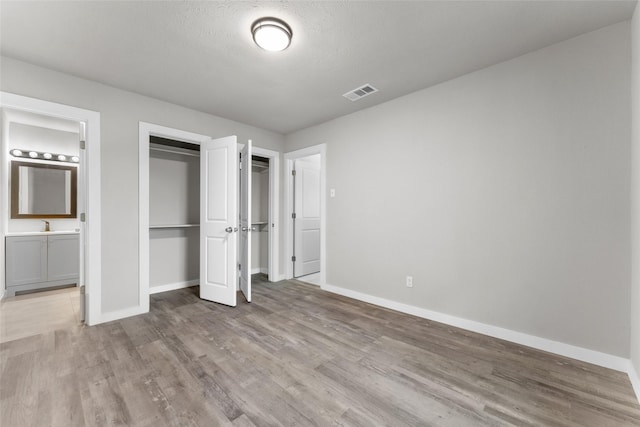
xmin=343 ymin=84 xmax=378 ymax=101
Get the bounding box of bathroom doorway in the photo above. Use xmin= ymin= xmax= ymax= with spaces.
xmin=0 ymin=92 xmax=101 ymax=329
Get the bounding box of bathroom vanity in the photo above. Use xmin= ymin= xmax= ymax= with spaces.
xmin=5 ymin=232 xmax=79 ymax=297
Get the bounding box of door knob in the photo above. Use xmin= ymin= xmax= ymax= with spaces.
xmin=242 ymin=226 xmax=251 ymax=232
xmin=225 ymin=227 xmax=233 ymax=233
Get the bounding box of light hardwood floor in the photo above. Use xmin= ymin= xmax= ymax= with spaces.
xmin=0 ymin=286 xmax=81 ymax=343
xmin=1 ymin=276 xmax=639 ymax=426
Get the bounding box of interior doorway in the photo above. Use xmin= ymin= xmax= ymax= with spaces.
xmin=285 ymin=144 xmax=326 ymax=286
xmin=249 ymin=147 xmax=280 ymax=283
xmin=292 ymin=154 xmax=321 ymax=279
xmin=139 ymin=124 xmax=280 ymax=310
xmin=0 ymin=92 xmax=101 ymax=326
xmin=139 ymin=123 xmax=210 ymax=312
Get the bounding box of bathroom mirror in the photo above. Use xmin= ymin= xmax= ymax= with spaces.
xmin=10 ymin=161 xmax=77 ymax=218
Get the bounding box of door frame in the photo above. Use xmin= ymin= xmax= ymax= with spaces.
xmin=138 ymin=122 xmax=210 ymax=312
xmin=0 ymin=92 xmax=102 ymax=325
xmin=284 ymin=144 xmax=326 ymax=285
xmin=252 ymin=146 xmax=280 ymax=282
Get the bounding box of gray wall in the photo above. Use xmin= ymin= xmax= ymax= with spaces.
xmin=0 ymin=56 xmax=285 ymax=314
xmin=251 ymin=168 xmax=269 ymax=273
xmin=631 ymin=5 xmax=640 ymax=374
xmin=286 ymin=22 xmax=631 ymax=357
xmin=149 ymin=150 xmax=200 ymax=289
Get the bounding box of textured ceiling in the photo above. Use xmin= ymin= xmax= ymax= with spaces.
xmin=0 ymin=1 xmax=636 ymax=134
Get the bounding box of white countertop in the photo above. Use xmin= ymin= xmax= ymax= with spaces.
xmin=6 ymin=230 xmax=80 ymax=237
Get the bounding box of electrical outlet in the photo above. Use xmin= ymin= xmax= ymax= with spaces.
xmin=406 ymin=276 xmax=413 ymax=288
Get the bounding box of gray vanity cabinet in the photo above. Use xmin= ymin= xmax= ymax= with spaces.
xmin=5 ymin=235 xmax=47 ymax=287
xmin=5 ymin=234 xmax=79 ymax=297
xmin=47 ymin=235 xmax=80 ymax=282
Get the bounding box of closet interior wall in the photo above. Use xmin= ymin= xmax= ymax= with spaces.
xmin=251 ymin=157 xmax=269 ymax=275
xmin=149 ymin=137 xmax=199 ymax=293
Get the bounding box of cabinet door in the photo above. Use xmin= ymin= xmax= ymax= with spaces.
xmin=6 ymin=236 xmax=47 ymax=286
xmin=47 ymin=234 xmax=79 ymax=282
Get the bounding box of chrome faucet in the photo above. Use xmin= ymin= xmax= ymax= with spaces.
xmin=41 ymin=220 xmax=50 ymax=232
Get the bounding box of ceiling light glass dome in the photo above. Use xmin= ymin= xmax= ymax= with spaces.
xmin=252 ymin=18 xmax=292 ymax=52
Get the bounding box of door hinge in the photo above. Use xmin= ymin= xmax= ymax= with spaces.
xmin=80 ymin=140 xmax=86 ymax=150
xmin=291 ymin=256 xmax=296 ymax=262
xmin=291 ymin=212 xmax=296 ymax=219
xmin=292 ymin=169 xmax=296 ymax=176
xmin=238 ymin=263 xmax=241 ymax=271
xmin=80 ymin=213 xmax=86 ymax=222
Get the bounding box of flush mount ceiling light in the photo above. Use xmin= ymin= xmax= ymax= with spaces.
xmin=251 ymin=17 xmax=292 ymax=52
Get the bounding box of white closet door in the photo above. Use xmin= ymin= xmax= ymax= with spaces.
xmin=294 ymin=155 xmax=321 ymax=277
xmin=239 ymin=140 xmax=252 ymax=302
xmin=200 ymin=136 xmax=238 ymax=306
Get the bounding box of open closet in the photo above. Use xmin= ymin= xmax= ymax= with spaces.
xmin=148 ymin=136 xmax=200 ymax=294
xmin=143 ymin=131 xmax=280 ymax=302
xmin=251 ymin=156 xmax=270 ymax=277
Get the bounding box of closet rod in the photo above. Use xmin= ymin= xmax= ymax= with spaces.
xmin=150 ymin=146 xmax=200 ymax=158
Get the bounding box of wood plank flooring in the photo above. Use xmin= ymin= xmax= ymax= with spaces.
xmin=1 ymin=275 xmax=639 ymax=426
xmin=0 ymin=286 xmax=81 ymax=343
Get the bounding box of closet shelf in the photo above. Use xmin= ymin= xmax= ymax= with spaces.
xmin=150 ymin=146 xmax=200 ymax=158
xmin=251 ymin=221 xmax=268 ymax=226
xmin=149 ymin=224 xmax=200 ymax=229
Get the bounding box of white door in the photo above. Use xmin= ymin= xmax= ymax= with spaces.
xmin=293 ymin=155 xmax=321 ymax=277
xmin=239 ymin=140 xmax=252 ymax=302
xmin=200 ymin=136 xmax=238 ymax=306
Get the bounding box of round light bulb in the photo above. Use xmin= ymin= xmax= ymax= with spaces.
xmin=11 ymin=149 xmax=23 ymax=157
xmin=252 ymin=18 xmax=292 ymax=52
xmin=29 ymin=151 xmax=38 ymax=158
xmin=71 ymin=156 xmax=79 ymax=163
xmin=43 ymin=153 xmax=53 ymax=159
xmin=58 ymin=155 xmax=67 ymax=161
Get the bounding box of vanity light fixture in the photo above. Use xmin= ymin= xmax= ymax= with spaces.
xmin=251 ymin=17 xmax=292 ymax=51
xmin=10 ymin=148 xmax=79 ymax=164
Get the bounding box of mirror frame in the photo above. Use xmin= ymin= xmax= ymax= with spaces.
xmin=10 ymin=161 xmax=78 ymax=219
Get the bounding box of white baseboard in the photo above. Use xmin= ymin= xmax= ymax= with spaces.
xmin=322 ymin=283 xmax=629 ymax=373
xmin=251 ymin=268 xmax=269 ymax=275
xmin=628 ymin=361 xmax=640 ymax=405
xmin=149 ymin=280 xmax=198 ymax=295
xmin=98 ymin=305 xmax=148 ymax=324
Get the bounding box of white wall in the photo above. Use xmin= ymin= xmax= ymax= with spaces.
xmin=9 ymin=122 xmax=78 ymax=154
xmin=286 ymin=22 xmax=631 ymax=357
xmin=630 ymin=3 xmax=640 ymax=388
xmin=0 ymin=56 xmax=285 ymax=315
